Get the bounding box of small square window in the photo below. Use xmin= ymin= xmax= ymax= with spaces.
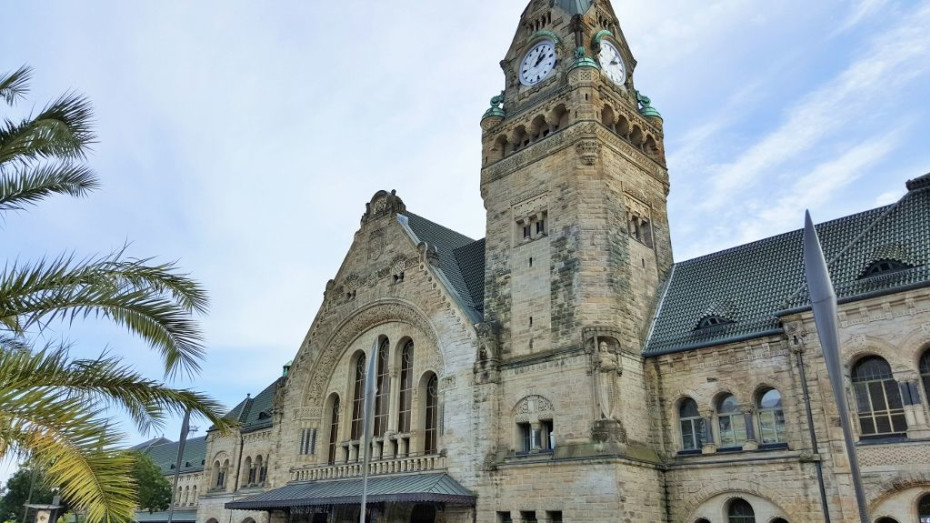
xmin=546 ymin=511 xmax=562 ymax=523
xmin=521 ymin=512 xmax=538 ymax=523
xmin=498 ymin=512 xmax=513 ymax=523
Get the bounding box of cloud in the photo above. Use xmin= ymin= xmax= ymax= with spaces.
xmin=698 ymin=2 xmax=930 ymax=211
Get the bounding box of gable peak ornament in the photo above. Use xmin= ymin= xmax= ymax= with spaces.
xmin=362 ymin=190 xmax=406 ymax=224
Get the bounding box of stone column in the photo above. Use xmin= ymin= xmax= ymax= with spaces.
xmin=701 ymin=409 xmax=716 ymax=454
xmin=741 ymin=404 xmax=758 ymax=451
xmin=896 ymin=370 xmax=930 ymax=439
xmin=389 ymin=368 xmax=400 ymax=433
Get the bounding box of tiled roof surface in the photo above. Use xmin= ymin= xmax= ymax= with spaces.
xmin=140 ymin=436 xmax=208 ymax=475
xmin=403 ymin=213 xmax=485 ymax=321
xmin=225 ymin=473 xmax=475 ymax=510
xmin=645 ymin=182 xmax=930 ymax=356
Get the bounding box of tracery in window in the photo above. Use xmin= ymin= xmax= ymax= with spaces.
xmin=373 ymin=339 xmax=391 ymax=437
xmin=423 ymin=373 xmax=439 ymax=455
xmin=852 ymin=356 xmax=907 ymax=437
xmin=351 ymin=353 xmax=366 ymax=440
xmin=679 ymin=398 xmax=704 ymax=451
xmin=716 ymin=394 xmax=746 ymax=448
xmin=727 ymin=498 xmax=755 ymax=523
xmin=757 ymin=388 xmax=786 ymax=444
xmin=398 ymin=341 xmax=414 ymax=433
xmin=697 ymin=315 xmax=733 ymax=330
xmin=861 ymin=259 xmax=913 ymax=278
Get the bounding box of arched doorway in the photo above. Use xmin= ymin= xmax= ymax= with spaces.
xmin=411 ymin=504 xmax=436 ymax=523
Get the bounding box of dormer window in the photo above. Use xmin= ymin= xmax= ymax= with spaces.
xmin=696 ymin=315 xmax=734 ymax=330
xmin=860 ymin=259 xmax=913 ymax=278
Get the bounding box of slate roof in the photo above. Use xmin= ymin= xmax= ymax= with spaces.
xmin=645 ymin=178 xmax=930 ymax=356
xmin=401 ymin=213 xmax=486 ymax=321
xmin=225 ymin=473 xmax=476 ymax=510
xmin=218 ymin=379 xmax=280 ymax=433
xmin=139 ymin=436 xmax=208 ymax=475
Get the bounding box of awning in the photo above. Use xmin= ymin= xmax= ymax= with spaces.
xmin=133 ymin=509 xmax=197 ymax=523
xmin=225 ymin=473 xmax=475 ymax=510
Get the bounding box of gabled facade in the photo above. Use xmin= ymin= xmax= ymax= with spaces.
xmin=191 ymin=1 xmax=930 ymax=522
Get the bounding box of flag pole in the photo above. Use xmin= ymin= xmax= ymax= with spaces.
xmin=359 ymin=339 xmax=378 ymax=523
xmin=803 ymin=211 xmax=869 ymax=523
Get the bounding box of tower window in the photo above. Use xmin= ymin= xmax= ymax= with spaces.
xmin=521 ymin=512 xmax=538 ymax=523
xmin=529 ymin=257 xmax=533 ymax=267
xmin=536 ymin=220 xmax=546 ymax=234
xmin=518 ymin=422 xmax=532 ymax=453
xmin=524 ymin=225 xmax=531 ymax=239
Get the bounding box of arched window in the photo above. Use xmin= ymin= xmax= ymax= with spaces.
xmin=255 ymin=455 xmax=265 ymax=484
xmin=919 ymin=492 xmax=930 ymax=522
xmin=770 ymin=519 xmax=788 ymax=523
xmin=727 ymin=498 xmax=755 ymax=523
xmin=678 ymin=398 xmax=704 ymax=451
xmin=398 ymin=341 xmax=414 ymax=433
xmin=757 ymin=389 xmax=786 ymax=444
xmin=351 ymin=353 xmax=366 ymax=440
xmin=920 ymin=349 xmax=930 ymax=408
xmin=244 ymin=456 xmax=254 ymax=485
xmin=328 ymin=395 xmax=341 ymax=464
xmin=851 ymin=357 xmax=907 ymax=437
xmin=373 ymin=339 xmax=391 ymax=437
xmin=424 ymin=373 xmax=439 ymax=455
xmin=717 ymin=394 xmax=747 ymax=448
xmin=695 ymin=519 xmax=711 ymax=523
xmin=876 ymin=518 xmax=900 ymax=523
xmin=177 ymin=486 xmax=182 ymax=505
xmin=191 ymin=485 xmax=197 ymax=505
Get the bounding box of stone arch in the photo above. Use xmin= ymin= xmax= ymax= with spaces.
xmin=511 ymin=125 xmax=528 ymax=151
xmin=751 ymin=381 xmax=783 ymax=404
xmin=302 ymin=300 xmax=444 ymax=408
xmin=206 ymin=519 xmax=219 ymax=523
xmin=548 ymin=103 xmax=569 ymax=130
xmin=512 ymin=394 xmax=555 ymax=422
xmin=843 ymin=335 xmax=905 ymax=373
xmin=630 ymin=125 xmax=644 ymax=147
xmin=669 ymin=388 xmax=704 ymax=421
xmin=530 ymin=114 xmax=549 ymax=141
xmin=601 ymin=104 xmax=616 ymax=128
xmin=492 ymin=134 xmax=510 ymax=162
xmin=708 ymin=387 xmax=739 ymax=412
xmin=242 ymin=518 xmax=256 ymax=523
xmin=866 ymin=471 xmax=930 ymax=511
xmin=615 ymin=113 xmax=630 ymax=138
xmin=900 ymin=324 xmax=930 ymax=369
xmin=683 ymin=487 xmax=794 ymax=523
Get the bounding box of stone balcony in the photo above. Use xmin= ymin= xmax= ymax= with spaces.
xmin=290 ymin=453 xmax=445 ymax=482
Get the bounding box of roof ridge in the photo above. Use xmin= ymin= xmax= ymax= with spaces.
xmin=675 ymin=204 xmax=894 ymax=266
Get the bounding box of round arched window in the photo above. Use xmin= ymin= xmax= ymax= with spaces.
xmin=918 ymin=492 xmax=930 ymax=522
xmin=757 ymin=389 xmax=786 ymax=444
xmin=679 ymin=398 xmax=704 ymax=451
xmin=727 ymin=498 xmax=755 ymax=523
xmin=851 ymin=357 xmax=907 ymax=436
xmin=717 ymin=395 xmax=747 ymax=448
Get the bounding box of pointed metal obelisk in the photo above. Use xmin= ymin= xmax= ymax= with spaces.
xmin=359 ymin=339 xmax=378 ymax=523
xmin=802 ymin=211 xmax=868 ymax=523
xmin=166 ymin=410 xmax=191 ymax=523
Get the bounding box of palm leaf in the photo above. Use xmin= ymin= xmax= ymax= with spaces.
xmin=0 ymin=65 xmax=32 ymax=105
xmin=0 ymin=252 xmax=209 ymax=378
xmin=0 ymin=162 xmax=99 ymax=212
xmin=0 ymin=92 xmax=96 ymax=167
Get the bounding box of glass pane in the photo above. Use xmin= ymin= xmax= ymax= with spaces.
xmin=853 ymin=357 xmax=893 ymax=382
xmin=918 ymin=493 xmax=930 ymax=516
xmin=891 ymin=413 xmax=908 ymax=433
xmin=759 ymin=389 xmax=782 ymax=409
xmin=859 ymin=415 xmax=875 ymax=435
xmin=681 ymin=420 xmax=695 ymax=450
xmin=759 ymin=412 xmax=775 ymax=444
xmin=728 ymin=499 xmax=756 ymax=523
xmin=869 ymin=382 xmax=888 ymax=411
xmin=719 ymin=395 xmax=739 ymax=414
xmin=884 ymin=380 xmax=903 ymax=409
xmin=732 ymin=413 xmax=747 ymax=445
xmin=680 ymin=398 xmax=700 ymax=418
xmin=696 ymin=418 xmax=705 ymax=447
xmin=853 ymin=384 xmax=871 ymax=412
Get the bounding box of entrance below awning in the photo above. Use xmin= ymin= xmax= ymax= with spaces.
xmin=225 ymin=473 xmax=475 ymax=511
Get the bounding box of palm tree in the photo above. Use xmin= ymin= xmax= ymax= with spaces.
xmin=0 ymin=66 xmax=232 ymax=522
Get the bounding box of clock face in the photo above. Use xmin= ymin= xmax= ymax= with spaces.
xmin=598 ymin=41 xmax=626 ymax=86
xmin=520 ymin=40 xmax=557 ymax=86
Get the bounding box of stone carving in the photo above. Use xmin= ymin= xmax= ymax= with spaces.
xmin=576 ymin=139 xmax=601 ymax=166
xmin=362 ymin=190 xmax=406 ymax=224
xmin=303 ymin=301 xmax=443 ymax=407
xmin=513 ymin=395 xmax=554 ymax=422
xmin=595 ymin=338 xmax=622 ymax=421
xmin=922 ymin=322 xmax=930 ymax=335
xmin=418 ymin=242 xmax=440 ymax=267
xmin=368 ymin=230 xmax=384 ymax=260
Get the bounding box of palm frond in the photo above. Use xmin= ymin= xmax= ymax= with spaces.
xmin=0 ymin=93 xmax=96 ymax=167
xmin=0 ymin=162 xmax=99 ymax=212
xmin=0 ymin=65 xmax=32 ymax=105
xmin=0 ymin=252 xmax=209 ymax=378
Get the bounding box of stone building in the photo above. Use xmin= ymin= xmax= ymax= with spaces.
xmin=132 ymin=436 xmax=208 ymax=523
xmin=193 ymin=0 xmax=930 ymax=521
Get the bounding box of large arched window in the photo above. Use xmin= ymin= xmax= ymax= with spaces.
xmin=373 ymin=338 xmax=391 ymax=437
xmin=328 ymin=395 xmax=341 ymax=464
xmin=717 ymin=394 xmax=746 ymax=448
xmin=398 ymin=341 xmax=414 ymax=433
xmin=851 ymin=356 xmax=907 ymax=437
xmin=920 ymin=349 xmax=930 ymax=407
xmin=244 ymin=456 xmax=254 ymax=485
xmin=424 ymin=373 xmax=439 ymax=455
xmin=757 ymin=389 xmax=786 ymax=444
xmin=351 ymin=353 xmax=366 ymax=440
xmin=678 ymin=398 xmax=704 ymax=451
xmin=212 ymin=460 xmax=221 ymax=487
xmin=919 ymin=493 xmax=930 ymax=523
xmin=727 ymin=498 xmax=755 ymax=523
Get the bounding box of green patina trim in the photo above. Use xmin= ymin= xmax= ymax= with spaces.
xmin=636 ymin=90 xmax=662 ymax=119
xmin=571 ymin=46 xmax=599 ymax=70
xmin=529 ymin=30 xmax=561 ymax=46
xmin=482 ymin=107 xmax=506 ymax=119
xmin=592 ymin=29 xmax=615 ymax=47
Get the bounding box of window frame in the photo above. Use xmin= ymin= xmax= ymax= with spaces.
xmin=373 ymin=339 xmax=391 ymax=437
xmin=678 ymin=398 xmax=704 ymax=452
xmin=727 ymin=498 xmax=756 ymax=523
xmin=716 ymin=395 xmax=747 ymax=449
xmin=757 ymin=388 xmax=787 ymax=445
xmin=851 ymin=356 xmax=907 ymax=438
xmin=350 ymin=353 xmax=366 ymax=440
xmin=423 ymin=373 xmax=439 ymax=455
xmin=327 ymin=395 xmax=341 ymax=464
xmin=398 ymin=341 xmax=414 ymax=433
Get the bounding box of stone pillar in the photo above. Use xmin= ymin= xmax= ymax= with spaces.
xmin=348 ymin=443 xmax=358 ymax=462
xmin=389 ymin=368 xmax=400 ymax=433
xmin=701 ymin=409 xmax=716 ymax=454
xmin=742 ymin=404 xmax=758 ymax=451
xmin=398 ymin=437 xmax=408 ymax=458
xmin=897 ymin=371 xmax=930 ymax=439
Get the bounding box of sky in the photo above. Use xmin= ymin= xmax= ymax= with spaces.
xmin=2 ymin=0 xmax=929 ymax=482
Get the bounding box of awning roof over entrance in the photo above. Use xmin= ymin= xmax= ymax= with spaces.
xmin=225 ymin=473 xmax=476 ymax=511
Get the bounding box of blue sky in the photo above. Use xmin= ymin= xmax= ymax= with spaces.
xmin=2 ymin=0 xmax=929 ymax=481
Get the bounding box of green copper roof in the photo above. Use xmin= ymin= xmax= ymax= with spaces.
xmin=555 ymin=0 xmax=593 ymax=15
xmin=645 ymin=182 xmax=930 ymax=356
xmin=139 ymin=436 xmax=208 ymax=475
